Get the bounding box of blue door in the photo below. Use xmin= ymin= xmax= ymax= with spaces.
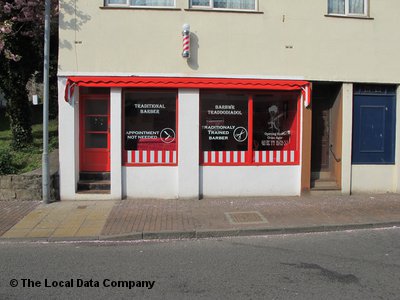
xmin=352 ymin=93 xmax=396 ymax=164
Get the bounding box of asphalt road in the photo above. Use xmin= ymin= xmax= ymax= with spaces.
xmin=0 ymin=227 xmax=399 ymax=299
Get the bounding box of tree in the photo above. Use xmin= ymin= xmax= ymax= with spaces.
xmin=0 ymin=0 xmax=58 ymax=149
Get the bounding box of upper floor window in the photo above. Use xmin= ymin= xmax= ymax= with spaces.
xmin=328 ymin=0 xmax=368 ymax=16
xmin=106 ymin=0 xmax=175 ymax=7
xmin=191 ymin=0 xmax=256 ymax=11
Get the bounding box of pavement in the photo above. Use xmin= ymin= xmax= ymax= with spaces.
xmin=1 ymin=193 xmax=400 ymax=242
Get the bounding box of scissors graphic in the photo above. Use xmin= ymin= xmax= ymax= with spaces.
xmin=233 ymin=127 xmax=248 ymax=142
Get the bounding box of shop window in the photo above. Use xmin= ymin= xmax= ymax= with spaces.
xmin=253 ymin=95 xmax=298 ymax=150
xmin=201 ymin=93 xmax=248 ymax=152
xmin=106 ymin=0 xmax=175 ymax=7
xmin=191 ymin=0 xmax=256 ymax=10
xmin=328 ymin=0 xmax=368 ymax=16
xmin=124 ymin=90 xmax=177 ymax=165
xmin=352 ymin=91 xmax=396 ymax=164
xmin=200 ymin=91 xmax=300 ymax=165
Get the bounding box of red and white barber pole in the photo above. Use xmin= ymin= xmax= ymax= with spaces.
xmin=182 ymin=24 xmax=190 ymax=58
xmin=301 ymin=84 xmax=312 ymax=108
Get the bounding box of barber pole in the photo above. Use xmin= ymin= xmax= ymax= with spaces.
xmin=301 ymin=84 xmax=312 ymax=108
xmin=182 ymin=24 xmax=190 ymax=58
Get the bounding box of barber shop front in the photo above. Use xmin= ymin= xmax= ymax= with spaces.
xmin=59 ymin=77 xmax=311 ymax=200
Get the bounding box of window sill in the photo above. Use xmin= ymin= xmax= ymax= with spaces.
xmin=324 ymin=14 xmax=374 ymax=20
xmin=100 ymin=6 xmax=181 ymax=11
xmin=185 ymin=8 xmax=263 ymax=14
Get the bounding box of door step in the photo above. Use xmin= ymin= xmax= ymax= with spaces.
xmin=79 ymin=172 xmax=110 ymax=181
xmin=311 ymin=179 xmax=340 ymax=191
xmin=77 ymin=172 xmax=110 ymax=194
xmin=310 ymin=179 xmax=341 ymax=196
xmin=309 ymin=189 xmax=343 ymax=196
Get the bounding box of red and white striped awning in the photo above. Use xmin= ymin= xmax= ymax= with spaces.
xmin=64 ymin=76 xmax=312 ymax=107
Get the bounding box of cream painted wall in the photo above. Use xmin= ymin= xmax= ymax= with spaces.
xmin=351 ymin=165 xmax=395 ymax=193
xmin=59 ymin=0 xmax=400 ymax=83
xmin=341 ymin=83 xmax=353 ymax=194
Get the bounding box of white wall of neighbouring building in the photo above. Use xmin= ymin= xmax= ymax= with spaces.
xmin=351 ymin=166 xmax=396 ymax=194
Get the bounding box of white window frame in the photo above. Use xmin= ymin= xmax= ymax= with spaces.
xmin=105 ymin=0 xmax=176 ymax=8
xmin=328 ymin=0 xmax=368 ymax=17
xmin=190 ymin=0 xmax=257 ymax=12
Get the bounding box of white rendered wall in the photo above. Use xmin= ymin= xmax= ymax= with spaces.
xmin=177 ymin=89 xmax=200 ymax=199
xmin=200 ymin=166 xmax=301 ymax=197
xmin=351 ymin=165 xmax=396 ymax=193
xmin=58 ymin=77 xmax=79 ymax=200
xmin=341 ymin=83 xmax=353 ymax=195
xmin=110 ymin=88 xmax=122 ymax=200
xmin=122 ymin=167 xmax=178 ymax=199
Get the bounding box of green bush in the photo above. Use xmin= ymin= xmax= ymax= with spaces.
xmin=0 ymin=148 xmax=16 ymax=175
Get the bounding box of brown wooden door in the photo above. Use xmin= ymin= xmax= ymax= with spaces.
xmin=311 ymin=97 xmax=330 ymax=172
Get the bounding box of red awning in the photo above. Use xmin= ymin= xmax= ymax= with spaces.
xmin=65 ymin=76 xmax=311 ymax=106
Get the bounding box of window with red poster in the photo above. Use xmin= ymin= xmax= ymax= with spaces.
xmin=252 ymin=91 xmax=300 ymax=164
xmin=200 ymin=90 xmax=300 ymax=165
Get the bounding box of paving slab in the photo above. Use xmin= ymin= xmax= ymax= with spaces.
xmin=100 ymin=193 xmax=400 ymax=240
xmin=0 ymin=201 xmax=40 ymax=236
xmin=1 ymin=193 xmax=400 ymax=242
xmin=2 ymin=200 xmax=115 ymax=239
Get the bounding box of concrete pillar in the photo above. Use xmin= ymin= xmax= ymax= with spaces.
xmin=110 ymin=88 xmax=122 ymax=200
xmin=341 ymin=83 xmax=353 ymax=195
xmin=178 ymin=89 xmax=200 ymax=199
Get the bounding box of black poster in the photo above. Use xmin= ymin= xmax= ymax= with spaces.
xmin=201 ymin=93 xmax=248 ymax=151
xmin=124 ymin=91 xmax=176 ymax=151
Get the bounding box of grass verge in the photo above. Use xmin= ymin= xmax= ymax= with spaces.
xmin=0 ymin=109 xmax=58 ymax=174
